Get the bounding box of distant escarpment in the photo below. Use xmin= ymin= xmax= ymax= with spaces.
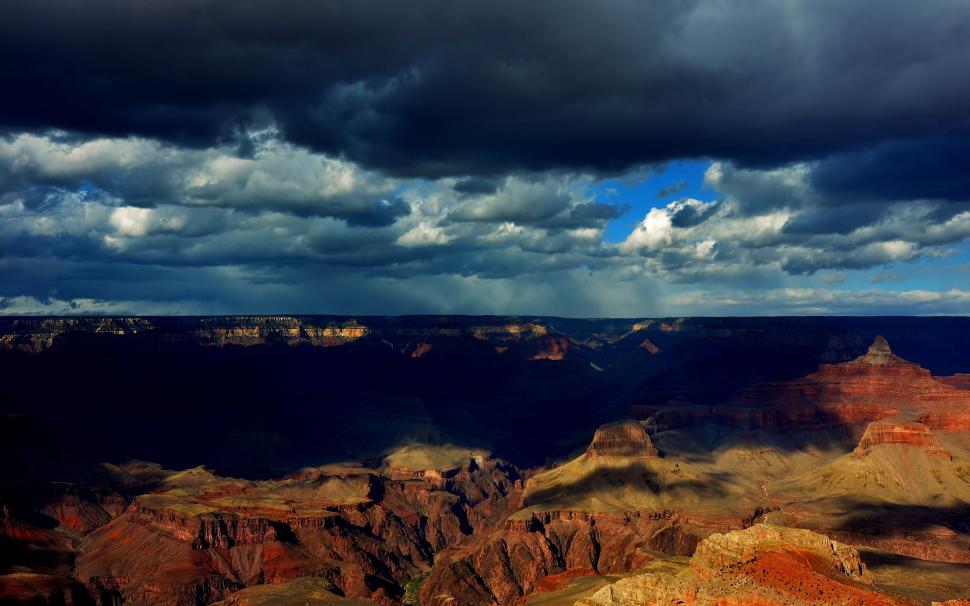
xmin=737 ymin=336 xmax=969 ymax=425
xmin=0 ymin=316 xmax=579 ymax=356
xmin=639 ymin=336 xmax=970 ymax=437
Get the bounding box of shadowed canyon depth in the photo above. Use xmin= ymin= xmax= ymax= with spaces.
xmin=2 ymin=317 xmax=970 ymax=605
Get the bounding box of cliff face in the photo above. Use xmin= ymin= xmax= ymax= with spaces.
xmin=918 ymin=410 xmax=970 ymax=431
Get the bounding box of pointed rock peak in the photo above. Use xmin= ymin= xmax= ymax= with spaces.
xmin=852 ymin=334 xmax=912 ymax=367
xmin=586 ymin=420 xmax=659 ymax=459
xmin=868 ymin=335 xmax=892 ymax=356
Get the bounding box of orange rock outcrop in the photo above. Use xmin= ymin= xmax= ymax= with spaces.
xmin=578 ymin=525 xmax=903 ymax=606
xmin=852 ymin=420 xmax=952 ymax=458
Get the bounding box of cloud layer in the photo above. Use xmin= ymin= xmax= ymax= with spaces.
xmin=3 ymin=0 xmax=969 ymax=176
xmin=1 ymin=0 xmax=969 ymax=315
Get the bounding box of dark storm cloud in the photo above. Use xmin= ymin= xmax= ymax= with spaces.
xmin=453 ymin=177 xmax=500 ymax=196
xmin=565 ymin=202 xmax=628 ymax=225
xmin=308 ymin=197 xmax=409 ymax=227
xmin=3 ymin=0 xmax=970 ymax=177
xmin=781 ymin=203 xmax=888 ymax=236
xmin=4 ymin=0 xmax=970 ymax=316
xmin=668 ymin=199 xmax=719 ymax=228
xmin=811 ymin=138 xmax=970 ymax=203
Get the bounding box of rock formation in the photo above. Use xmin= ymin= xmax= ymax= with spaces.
xmin=769 ymin=416 xmax=970 ymax=564
xmin=578 ymin=525 xmax=900 ymax=606
xmin=417 ymin=510 xmax=700 ymax=606
xmin=639 ymin=336 xmax=970 ymax=438
xmin=734 ymin=335 xmax=970 ymax=428
xmin=586 ymin=421 xmax=659 ymax=459
xmin=415 ymin=422 xmax=757 ymax=605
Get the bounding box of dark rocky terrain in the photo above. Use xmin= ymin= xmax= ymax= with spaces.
xmin=2 ymin=316 xmax=970 ymax=605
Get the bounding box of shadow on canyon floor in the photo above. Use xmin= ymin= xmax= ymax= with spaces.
xmin=833 ymin=501 xmax=970 ymax=536
xmin=522 ymin=461 xmax=742 ymax=512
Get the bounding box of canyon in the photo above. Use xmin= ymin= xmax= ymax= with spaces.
xmin=2 ymin=316 xmax=970 ymax=605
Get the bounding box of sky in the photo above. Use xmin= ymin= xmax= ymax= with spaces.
xmin=2 ymin=0 xmax=970 ymax=316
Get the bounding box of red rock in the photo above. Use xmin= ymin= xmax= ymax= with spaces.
xmin=733 ymin=336 xmax=970 ymax=430
xmin=917 ymin=410 xmax=970 ymax=431
xmin=531 ymin=336 xmax=571 ymax=361
xmin=852 ymin=421 xmax=952 ymax=459
xmin=638 ymin=338 xmax=660 ymax=354
xmin=410 ymin=343 xmax=432 ymax=358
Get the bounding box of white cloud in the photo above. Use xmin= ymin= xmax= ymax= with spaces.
xmin=396 ymin=221 xmax=455 ymax=247
xmin=0 ymin=132 xmax=402 ymax=223
xmin=4 ymin=131 xmax=970 ymax=315
xmin=621 ymin=206 xmax=673 ymax=252
xmin=109 ymin=206 xmax=153 ymax=236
